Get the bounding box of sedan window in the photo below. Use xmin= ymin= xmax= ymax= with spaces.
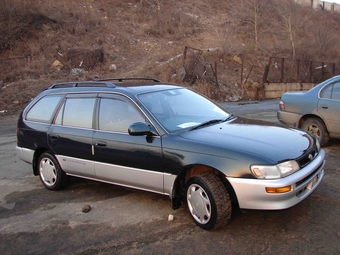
xmin=332 ymin=82 xmax=340 ymax=100
xmin=321 ymin=82 xmax=340 ymax=100
xmin=320 ymin=84 xmax=332 ymax=99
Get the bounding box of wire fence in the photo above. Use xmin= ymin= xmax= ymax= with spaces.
xmin=263 ymin=57 xmax=340 ymax=83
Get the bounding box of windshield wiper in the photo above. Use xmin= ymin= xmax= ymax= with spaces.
xmin=189 ymin=119 xmax=223 ymax=131
xmin=221 ymin=113 xmax=235 ymax=122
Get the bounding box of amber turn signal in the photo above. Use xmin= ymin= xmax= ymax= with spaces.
xmin=266 ymin=186 xmax=292 ymax=193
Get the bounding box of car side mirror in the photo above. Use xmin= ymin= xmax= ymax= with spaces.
xmin=128 ymin=122 xmax=157 ymax=136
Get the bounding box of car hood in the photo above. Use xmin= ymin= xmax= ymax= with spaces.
xmin=178 ymin=117 xmax=313 ymax=163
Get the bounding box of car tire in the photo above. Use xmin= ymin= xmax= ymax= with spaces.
xmin=38 ymin=152 xmax=69 ymax=190
xmin=186 ymin=172 xmax=232 ymax=230
xmin=301 ymin=118 xmax=329 ymax=146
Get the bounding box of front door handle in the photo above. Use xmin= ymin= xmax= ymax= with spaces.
xmin=321 ymin=105 xmax=328 ymax=109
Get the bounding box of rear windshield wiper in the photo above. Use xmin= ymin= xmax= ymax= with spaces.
xmin=189 ymin=119 xmax=223 ymax=131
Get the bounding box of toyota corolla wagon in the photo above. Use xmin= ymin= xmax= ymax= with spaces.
xmin=16 ymin=78 xmax=325 ymax=230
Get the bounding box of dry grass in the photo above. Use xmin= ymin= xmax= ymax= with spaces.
xmin=1 ymin=0 xmax=340 ymax=114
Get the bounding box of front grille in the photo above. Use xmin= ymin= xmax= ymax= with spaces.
xmin=295 ymin=168 xmax=319 ymax=187
xmin=296 ymin=147 xmax=318 ymax=168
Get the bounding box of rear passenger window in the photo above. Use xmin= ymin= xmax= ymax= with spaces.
xmin=321 ymin=82 xmax=340 ymax=100
xmin=62 ymin=98 xmax=96 ymax=129
xmin=26 ymin=95 xmax=62 ymax=122
xmin=332 ymin=82 xmax=340 ymax=100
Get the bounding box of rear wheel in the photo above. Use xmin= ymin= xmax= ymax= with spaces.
xmin=38 ymin=152 xmax=68 ymax=190
xmin=186 ymin=172 xmax=232 ymax=230
xmin=301 ymin=118 xmax=329 ymax=146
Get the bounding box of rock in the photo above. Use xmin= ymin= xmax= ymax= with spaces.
xmin=82 ymin=204 xmax=91 ymax=213
xmin=52 ymin=60 xmax=63 ymax=70
xmin=13 ymin=100 xmax=19 ymax=104
xmin=109 ymin=64 xmax=117 ymax=72
xmin=177 ymin=67 xmax=186 ymax=80
xmin=233 ymin=56 xmax=242 ymax=65
xmin=168 ymin=214 xmax=174 ymax=221
xmin=70 ymin=68 xmax=84 ymax=75
xmin=228 ymin=95 xmax=240 ymax=102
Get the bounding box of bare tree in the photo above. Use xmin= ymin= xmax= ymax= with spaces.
xmin=241 ymin=0 xmax=271 ymax=51
xmin=313 ymin=23 xmax=335 ymax=53
xmin=214 ymin=21 xmax=239 ymax=55
xmin=271 ymin=0 xmax=311 ymax=59
xmin=226 ymin=0 xmax=271 ymax=52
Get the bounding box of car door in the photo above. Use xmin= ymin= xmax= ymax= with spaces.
xmin=318 ymin=81 xmax=340 ymax=137
xmin=48 ymin=94 xmax=96 ymax=178
xmin=92 ymin=94 xmax=164 ymax=193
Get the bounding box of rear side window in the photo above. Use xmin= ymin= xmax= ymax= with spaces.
xmin=26 ymin=95 xmax=63 ymax=122
xmin=332 ymin=82 xmax=340 ymax=100
xmin=320 ymin=84 xmax=332 ymax=99
xmin=58 ymin=98 xmax=96 ymax=129
xmin=321 ymin=82 xmax=340 ymax=100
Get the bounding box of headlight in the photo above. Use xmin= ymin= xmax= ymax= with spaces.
xmin=251 ymin=160 xmax=300 ymax=179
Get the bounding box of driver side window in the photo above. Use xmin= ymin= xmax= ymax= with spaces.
xmin=99 ymin=97 xmax=145 ymax=133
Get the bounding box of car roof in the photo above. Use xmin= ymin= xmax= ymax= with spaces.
xmin=41 ymin=78 xmax=182 ymax=98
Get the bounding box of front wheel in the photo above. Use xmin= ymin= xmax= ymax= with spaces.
xmin=38 ymin=152 xmax=68 ymax=190
xmin=186 ymin=172 xmax=232 ymax=230
xmin=301 ymin=118 xmax=329 ymax=146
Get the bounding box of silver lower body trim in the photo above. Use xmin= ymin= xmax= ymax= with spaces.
xmin=16 ymin=146 xmax=34 ymax=164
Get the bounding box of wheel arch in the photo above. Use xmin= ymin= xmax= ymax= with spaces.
xmin=298 ymin=114 xmax=328 ymax=132
xmin=170 ymin=164 xmax=239 ymax=210
xmin=32 ymin=148 xmax=50 ymax=176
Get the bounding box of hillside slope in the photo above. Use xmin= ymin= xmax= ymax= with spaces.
xmin=1 ymin=0 xmax=340 ymax=114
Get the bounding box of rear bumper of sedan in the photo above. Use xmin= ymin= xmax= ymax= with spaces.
xmin=277 ymin=110 xmax=302 ymax=128
xmin=227 ymin=149 xmax=325 ymax=210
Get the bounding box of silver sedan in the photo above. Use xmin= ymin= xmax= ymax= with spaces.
xmin=278 ymin=75 xmax=340 ymax=146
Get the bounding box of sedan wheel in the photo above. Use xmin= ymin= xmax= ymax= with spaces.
xmin=301 ymin=118 xmax=329 ymax=146
xmin=186 ymin=172 xmax=232 ymax=230
xmin=38 ymin=152 xmax=68 ymax=190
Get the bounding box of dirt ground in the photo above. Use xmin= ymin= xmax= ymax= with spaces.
xmin=1 ymin=101 xmax=340 ymax=255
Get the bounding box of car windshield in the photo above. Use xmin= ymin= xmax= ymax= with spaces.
xmin=137 ymin=88 xmax=231 ymax=132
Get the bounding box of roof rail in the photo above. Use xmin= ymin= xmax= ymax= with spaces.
xmin=48 ymin=81 xmax=116 ymax=89
xmin=48 ymin=78 xmax=161 ymax=89
xmin=96 ymin=77 xmax=162 ymax=82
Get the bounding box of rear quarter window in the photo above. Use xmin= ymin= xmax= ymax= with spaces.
xmin=26 ymin=95 xmax=63 ymax=123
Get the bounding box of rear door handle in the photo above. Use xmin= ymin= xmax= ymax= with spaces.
xmin=49 ymin=134 xmax=59 ymax=140
xmin=95 ymin=141 xmax=107 ymax=147
xmin=321 ymin=105 xmax=328 ymax=109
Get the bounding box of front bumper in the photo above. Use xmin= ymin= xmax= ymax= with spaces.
xmin=227 ymin=149 xmax=325 ymax=210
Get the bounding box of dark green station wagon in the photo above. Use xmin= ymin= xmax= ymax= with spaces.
xmin=16 ymin=78 xmax=325 ymax=229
